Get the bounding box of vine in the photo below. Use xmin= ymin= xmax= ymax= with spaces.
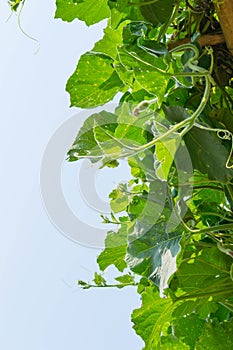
xmin=11 ymin=0 xmax=233 ymax=348
xmin=8 ymin=0 xmax=40 ymax=54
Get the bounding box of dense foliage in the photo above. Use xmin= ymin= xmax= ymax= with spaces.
xmin=60 ymin=1 xmax=233 ymax=349
xmin=12 ymin=0 xmax=233 ymax=348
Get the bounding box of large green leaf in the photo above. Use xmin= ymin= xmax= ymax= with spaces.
xmin=186 ymin=184 xmax=227 ymax=226
xmin=93 ymin=21 xmax=124 ymax=59
xmin=66 ymin=52 xmax=124 ymax=108
xmin=174 ymin=246 xmax=233 ymax=299
xmin=97 ymin=225 xmax=128 ymax=272
xmin=127 ymin=227 xmax=183 ymax=297
xmin=140 ymin=0 xmax=175 ymax=26
xmin=55 ymin=0 xmax=110 ymax=25
xmin=173 ymin=313 xmax=205 ymax=350
xmin=126 ymin=202 xmax=184 ymax=296
xmin=163 ymin=105 xmax=233 ymax=182
xmin=196 ymin=319 xmax=233 ymax=350
xmin=67 ymin=110 xmax=118 ymax=163
xmin=118 ymin=45 xmax=170 ymax=103
xmin=183 ymin=126 xmax=233 ymax=182
xmin=172 ymin=297 xmax=218 ymax=320
xmin=108 ymin=0 xmax=144 ymax=28
xmin=68 ymin=108 xmax=151 ymax=167
xmin=132 ymin=286 xmax=176 ymax=349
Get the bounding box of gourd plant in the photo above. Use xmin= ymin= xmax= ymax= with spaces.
xmin=12 ymin=0 xmax=233 ymax=348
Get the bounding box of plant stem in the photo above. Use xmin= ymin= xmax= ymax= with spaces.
xmin=191 ymin=223 xmax=233 ymax=235
xmin=80 ymin=282 xmax=137 ymax=289
xmin=176 ymin=287 xmax=233 ymax=301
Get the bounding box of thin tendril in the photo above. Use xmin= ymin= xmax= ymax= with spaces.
xmin=194 ymin=123 xmax=233 ymax=169
xmin=18 ymin=1 xmax=40 ymax=55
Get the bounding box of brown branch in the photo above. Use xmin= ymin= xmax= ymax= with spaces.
xmin=214 ymin=0 xmax=233 ymax=56
xmin=168 ymin=33 xmax=225 ymax=51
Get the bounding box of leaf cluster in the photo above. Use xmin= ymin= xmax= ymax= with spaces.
xmin=52 ymin=1 xmax=233 ymax=348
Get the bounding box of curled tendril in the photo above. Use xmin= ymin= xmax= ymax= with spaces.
xmin=217 ymin=130 xmax=232 ymax=140
xmin=195 ymin=123 xmax=233 ymax=169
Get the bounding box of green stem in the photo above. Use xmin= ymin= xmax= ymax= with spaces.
xmin=171 ymin=179 xmax=225 ymax=186
xmin=81 ymin=282 xmax=137 ymax=289
xmin=176 ymin=287 xmax=233 ymax=301
xmin=128 ymin=0 xmax=161 ymax=6
xmin=193 ymin=185 xmax=224 ymax=191
xmin=201 ymin=212 xmax=233 ymax=222
xmin=191 ymin=223 xmax=233 ymax=235
xmin=135 ymin=75 xmax=210 ymax=152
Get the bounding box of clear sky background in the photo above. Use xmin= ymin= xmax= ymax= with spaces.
xmin=0 ymin=1 xmax=143 ymax=349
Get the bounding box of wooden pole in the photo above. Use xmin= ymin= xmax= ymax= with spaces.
xmin=168 ymin=33 xmax=225 ymax=50
xmin=214 ymin=0 xmax=233 ymax=56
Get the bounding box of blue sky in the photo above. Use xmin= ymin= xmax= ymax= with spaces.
xmin=0 ymin=1 xmax=143 ymax=349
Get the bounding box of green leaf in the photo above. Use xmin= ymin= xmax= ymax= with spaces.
xmin=108 ymin=0 xmax=144 ymax=29
xmin=93 ymin=21 xmax=124 ymax=59
xmin=213 ymin=303 xmax=232 ymax=321
xmin=196 ymin=319 xmax=233 ymax=350
xmin=8 ymin=0 xmax=23 ymax=12
xmin=67 ymin=110 xmax=118 ymax=163
xmin=55 ymin=0 xmax=110 ymax=25
xmin=167 ymin=87 xmax=189 ymax=107
xmin=93 ymin=272 xmax=106 ymax=286
xmin=163 ymin=105 xmax=233 ymax=182
xmin=138 ymin=38 xmax=168 ymax=56
xmin=128 ymin=156 xmax=146 ymax=180
xmin=132 ymin=286 xmax=176 ymax=349
xmin=97 ymin=225 xmax=128 ymax=272
xmin=68 ymin=108 xmax=150 ymax=166
xmin=183 ymin=126 xmax=233 ymax=182
xmin=66 ymin=52 xmax=124 ymax=108
xmin=115 ymin=273 xmax=135 ymax=284
xmin=128 ymin=153 xmax=157 ymax=181
xmin=123 ymin=22 xmax=152 ymax=45
xmin=128 ymin=180 xmax=167 ymax=224
xmin=174 ymin=246 xmax=233 ymax=299
xmin=77 ymin=280 xmax=91 ymax=289
xmin=118 ymin=45 xmax=170 ymax=103
xmin=109 ymin=184 xmax=130 ymax=213
xmin=159 ymin=335 xmax=190 ymax=349
xmin=126 ymin=203 xmax=184 ymax=296
xmin=172 ymin=298 xmax=218 ymax=320
xmin=137 ymin=276 xmax=151 ymax=294
xmin=173 ymin=313 xmax=205 ymax=349
xmin=155 ymin=133 xmax=182 ymax=180
xmin=140 ymin=0 xmax=175 ymax=26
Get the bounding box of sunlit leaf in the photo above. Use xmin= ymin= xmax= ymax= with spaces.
xmin=55 ymin=0 xmax=110 ymax=25
xmin=97 ymin=225 xmax=128 ymax=272
xmin=67 ymin=53 xmax=124 ymax=108
xmin=132 ymin=286 xmax=176 ymax=349
xmin=196 ymin=319 xmax=233 ymax=349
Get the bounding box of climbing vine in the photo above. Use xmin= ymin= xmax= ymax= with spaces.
xmin=10 ymin=0 xmax=233 ymax=348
